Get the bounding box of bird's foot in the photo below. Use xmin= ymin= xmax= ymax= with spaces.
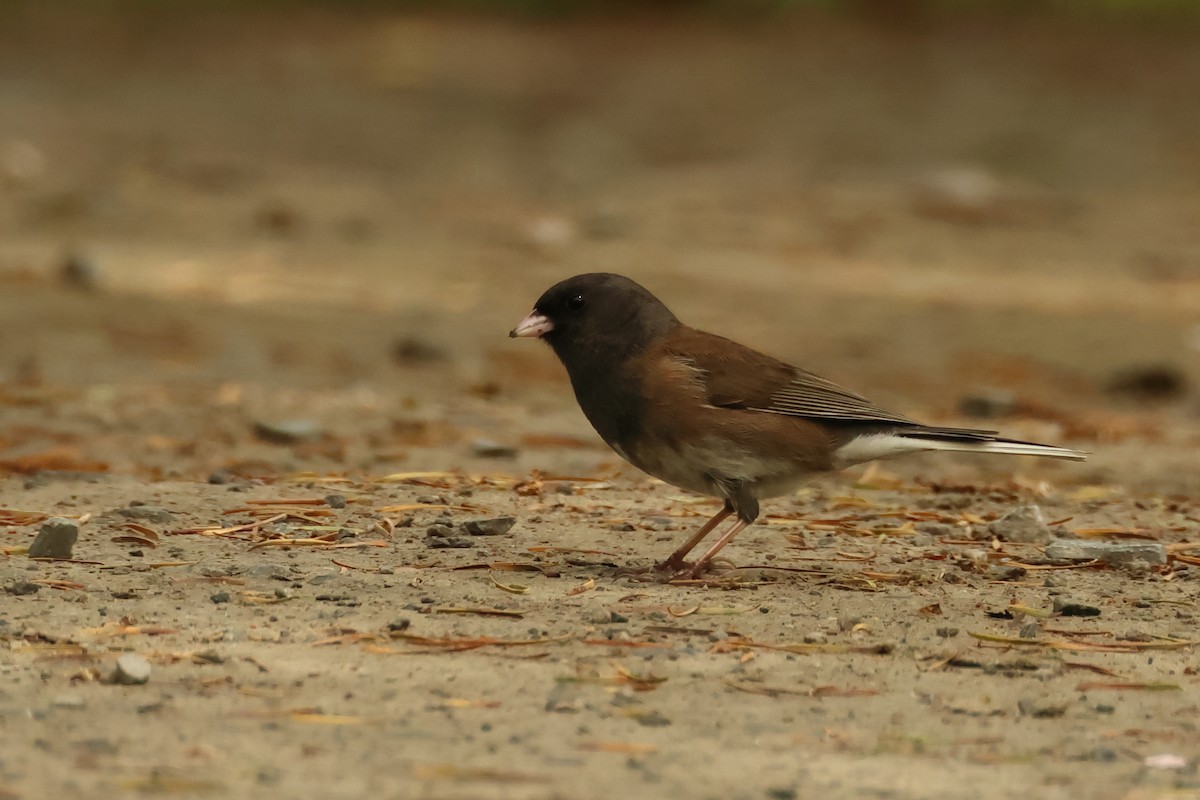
xmin=616 ymin=557 xmax=738 ymax=584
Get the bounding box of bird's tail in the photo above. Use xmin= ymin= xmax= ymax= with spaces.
xmin=897 ymin=427 xmax=1087 ymax=461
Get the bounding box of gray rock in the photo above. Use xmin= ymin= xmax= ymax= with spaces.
xmin=112 ymin=653 xmax=151 ymax=685
xmin=426 ymin=534 xmax=473 ymax=549
xmin=117 ymin=506 xmax=174 ymax=524
xmin=28 ymin=517 xmax=79 ymax=559
xmin=463 ymin=517 xmax=516 ymax=536
xmin=1044 ymin=539 xmax=1167 ymax=567
xmin=989 ymin=505 xmax=1052 ymax=544
xmin=6 ymin=581 xmax=39 ymax=596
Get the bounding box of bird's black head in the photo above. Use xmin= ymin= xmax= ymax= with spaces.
xmin=509 ymin=273 xmax=680 ymax=363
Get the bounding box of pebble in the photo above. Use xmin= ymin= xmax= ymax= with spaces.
xmin=1044 ymin=539 xmax=1167 ymax=567
xmin=1107 ymin=364 xmax=1187 ymax=401
xmin=988 ymin=566 xmax=1028 ymax=582
xmin=802 ymin=632 xmax=827 ymax=644
xmin=391 ymin=336 xmax=447 ymax=364
xmin=463 ymin=517 xmax=516 ymax=536
xmin=426 ymin=534 xmax=473 ymax=549
xmin=60 ymin=252 xmax=101 ymax=292
xmin=52 ymin=693 xmax=87 ymax=710
xmin=112 ymin=653 xmax=152 ymax=685
xmin=253 ymin=419 xmax=322 ymax=444
xmin=470 ymin=440 xmax=519 ymax=459
xmin=989 ymin=505 xmax=1051 ymax=544
xmin=388 ymin=618 xmax=411 ymax=632
xmin=6 ymin=581 xmax=40 ymax=596
xmin=246 ymin=565 xmax=290 ymax=580
xmin=958 ymin=388 xmax=1018 ymax=419
xmin=117 ymin=506 xmax=174 ymax=524
xmin=28 ymin=517 xmax=79 ymax=559
xmin=544 ymin=682 xmax=584 ymax=713
xmin=583 ymin=607 xmax=612 ymax=625
xmin=913 ymin=165 xmax=1005 ymax=223
xmin=1017 ymin=698 xmax=1066 ymax=718
xmin=193 ymin=649 xmax=226 ymax=664
xmin=210 ymin=591 xmax=232 ymax=604
xmin=324 ymin=494 xmax=347 ymax=509
xmin=1053 ymin=597 xmax=1101 ymax=617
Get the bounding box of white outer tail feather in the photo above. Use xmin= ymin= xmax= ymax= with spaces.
xmin=833 ymin=433 xmax=1087 ymax=468
xmin=915 ymin=438 xmax=1087 ymax=461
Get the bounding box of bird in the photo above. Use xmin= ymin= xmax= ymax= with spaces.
xmin=510 ymin=273 xmax=1086 ymax=579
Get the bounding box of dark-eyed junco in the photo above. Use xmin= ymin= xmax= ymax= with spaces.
xmin=511 ymin=273 xmax=1086 ymax=578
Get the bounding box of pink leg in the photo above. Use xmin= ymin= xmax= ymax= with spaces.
xmin=656 ymin=505 xmax=732 ymax=572
xmin=687 ymin=518 xmax=752 ymax=577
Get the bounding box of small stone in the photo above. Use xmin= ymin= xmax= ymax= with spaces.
xmin=1044 ymin=539 xmax=1167 ymax=567
xmin=1117 ymin=630 xmax=1152 ymax=643
xmin=324 ymin=494 xmax=347 ymax=509
xmin=28 ymin=517 xmax=79 ymax=559
xmin=52 ymin=693 xmax=86 ymax=709
xmin=463 ymin=517 xmax=516 ymax=537
xmin=837 ymin=614 xmax=861 ymax=632
xmin=1018 ymin=698 xmax=1066 ymax=718
xmin=426 ymin=535 xmax=473 ymax=549
xmin=632 ymin=710 xmax=672 ymax=728
xmin=1107 ymin=364 xmax=1187 ymax=401
xmin=913 ymin=165 xmax=1005 ymax=224
xmin=608 ymin=612 xmax=629 ymax=624
xmin=1018 ymin=622 xmax=1041 ymax=639
xmin=210 ymin=591 xmax=232 ymax=604
xmin=610 ymin=522 xmax=636 ymax=532
xmin=6 ymin=581 xmax=39 ymax=596
xmin=958 ymin=388 xmax=1017 ymax=419
xmin=544 ymin=682 xmax=583 ymax=713
xmin=207 ymin=470 xmax=233 ymax=485
xmin=935 ymin=627 xmax=959 ymax=638
xmin=470 ymin=440 xmax=519 ymax=459
xmin=766 ymin=788 xmax=798 ymax=800
xmin=193 ymin=649 xmax=226 ymax=664
xmin=112 ymin=653 xmax=152 ymax=685
xmin=988 ymin=565 xmax=1028 ymax=582
xmin=802 ymin=632 xmax=827 ymax=644
xmin=1085 ymin=748 xmax=1118 ymax=762
xmin=989 ymin=505 xmax=1051 ymax=545
xmin=1053 ymin=598 xmax=1101 ymax=617
xmin=60 ymin=252 xmax=101 ymax=292
xmin=117 ymin=506 xmax=174 ymax=524
xmin=253 ymin=419 xmax=322 ymax=444
xmin=583 ymin=607 xmax=612 ymax=625
xmin=388 ymin=618 xmax=411 ymax=632
xmin=392 ymin=336 xmax=447 ymax=365
xmin=246 ymin=565 xmax=289 ymax=580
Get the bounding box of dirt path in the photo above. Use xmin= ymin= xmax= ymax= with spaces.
xmin=2 ymin=6 xmax=1199 ymax=799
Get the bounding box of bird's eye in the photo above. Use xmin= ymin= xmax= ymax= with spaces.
xmin=567 ymin=295 xmax=585 ymax=311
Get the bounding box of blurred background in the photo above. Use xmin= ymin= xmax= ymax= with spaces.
xmin=1 ymin=0 xmax=1199 ymax=491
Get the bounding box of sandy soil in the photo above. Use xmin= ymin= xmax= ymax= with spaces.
xmin=2 ymin=6 xmax=1200 ymax=800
